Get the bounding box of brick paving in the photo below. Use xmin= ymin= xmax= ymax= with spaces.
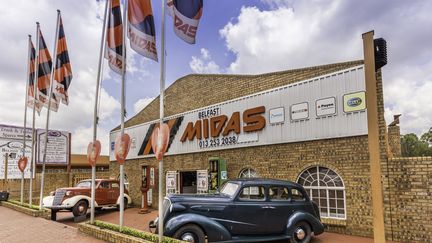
xmin=55 ymin=207 xmax=398 ymax=243
xmin=0 ymin=206 xmax=103 ymax=243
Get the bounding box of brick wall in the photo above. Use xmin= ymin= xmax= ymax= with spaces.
xmin=388 ymin=126 xmax=401 ymax=157
xmin=386 ymin=157 xmax=432 ymax=242
xmin=111 ymin=135 xmax=374 ymax=237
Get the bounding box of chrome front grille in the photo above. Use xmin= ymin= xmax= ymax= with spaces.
xmin=52 ymin=190 xmax=66 ymax=206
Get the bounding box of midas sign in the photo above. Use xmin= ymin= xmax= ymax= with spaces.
xmin=180 ymin=106 xmax=266 ymax=142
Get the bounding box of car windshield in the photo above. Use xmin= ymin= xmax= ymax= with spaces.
xmin=220 ymin=182 xmax=239 ymax=197
xmin=75 ymin=181 xmax=91 ymax=188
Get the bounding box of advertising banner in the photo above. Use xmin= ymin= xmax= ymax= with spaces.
xmin=110 ymin=65 xmax=367 ymax=161
xmin=197 ymin=170 xmax=208 ymax=192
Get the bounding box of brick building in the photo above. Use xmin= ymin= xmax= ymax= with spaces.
xmin=109 ymin=60 xmax=431 ymax=242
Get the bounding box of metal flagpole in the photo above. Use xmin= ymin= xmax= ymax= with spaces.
xmin=29 ymin=23 xmax=41 ymax=206
xmin=119 ymin=0 xmax=128 ymax=231
xmin=90 ymin=0 xmax=110 ymax=225
xmin=39 ymin=10 xmax=61 ymax=209
xmin=158 ymin=0 xmax=167 ymax=241
xmin=21 ymin=35 xmax=32 ymax=204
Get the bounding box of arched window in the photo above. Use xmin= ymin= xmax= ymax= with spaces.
xmin=297 ymin=166 xmax=346 ymax=219
xmin=238 ymin=168 xmax=258 ymax=178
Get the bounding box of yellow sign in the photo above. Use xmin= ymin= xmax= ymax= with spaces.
xmin=343 ymin=91 xmax=366 ymax=113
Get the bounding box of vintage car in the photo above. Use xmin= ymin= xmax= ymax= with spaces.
xmin=150 ymin=178 xmax=324 ymax=243
xmin=42 ymin=179 xmax=132 ymax=218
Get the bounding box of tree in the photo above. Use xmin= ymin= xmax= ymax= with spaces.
xmin=400 ymin=133 xmax=432 ymax=157
xmin=420 ymin=127 xmax=432 ymax=144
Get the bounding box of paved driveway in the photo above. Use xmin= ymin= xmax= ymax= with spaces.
xmin=0 ymin=206 xmax=103 ymax=243
xmin=55 ymin=207 xmax=398 ymax=243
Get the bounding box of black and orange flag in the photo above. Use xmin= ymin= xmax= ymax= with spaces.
xmin=167 ymin=0 xmax=204 ymax=44
xmin=53 ymin=14 xmax=73 ymax=105
xmin=105 ymin=0 xmax=124 ymax=74
xmin=27 ymin=37 xmax=42 ymax=114
xmin=128 ymin=0 xmax=157 ymax=61
xmin=37 ymin=28 xmax=59 ymax=112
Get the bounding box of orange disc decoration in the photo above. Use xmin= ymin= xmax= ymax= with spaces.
xmin=151 ymin=123 xmax=170 ymax=161
xmin=87 ymin=140 xmax=101 ymax=167
xmin=115 ymin=133 xmax=131 ymax=165
xmin=18 ymin=156 xmax=28 ymax=172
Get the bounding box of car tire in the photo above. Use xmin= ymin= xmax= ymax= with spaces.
xmin=72 ymin=200 xmax=88 ymax=217
xmin=173 ymin=224 xmax=206 ymax=243
xmin=290 ymin=221 xmax=312 ymax=243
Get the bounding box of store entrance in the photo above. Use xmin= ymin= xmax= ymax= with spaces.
xmin=180 ymin=171 xmax=197 ymax=193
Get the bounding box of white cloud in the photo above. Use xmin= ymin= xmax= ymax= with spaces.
xmin=133 ymin=97 xmax=154 ymax=115
xmin=220 ymin=0 xmax=432 ymax=136
xmin=189 ymin=48 xmax=221 ymax=74
xmin=0 ymin=0 xmax=120 ymax=155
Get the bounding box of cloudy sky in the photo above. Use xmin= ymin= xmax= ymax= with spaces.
xmin=0 ymin=0 xmax=431 ymax=155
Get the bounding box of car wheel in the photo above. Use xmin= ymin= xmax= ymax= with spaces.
xmin=72 ymin=200 xmax=88 ymax=217
xmin=290 ymin=221 xmax=312 ymax=243
xmin=173 ymin=224 xmax=205 ymax=243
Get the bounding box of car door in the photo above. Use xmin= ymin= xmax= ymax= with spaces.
xmin=96 ymin=181 xmax=110 ymax=205
xmin=266 ymin=185 xmax=293 ymax=234
xmin=224 ymin=185 xmax=269 ymax=235
xmin=108 ymin=182 xmax=120 ymax=204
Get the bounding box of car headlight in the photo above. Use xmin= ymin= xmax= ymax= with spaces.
xmin=66 ymin=191 xmax=74 ymax=196
xmin=49 ymin=191 xmax=55 ymax=196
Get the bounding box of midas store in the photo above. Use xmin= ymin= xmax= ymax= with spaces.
xmin=109 ymin=60 xmax=429 ymax=241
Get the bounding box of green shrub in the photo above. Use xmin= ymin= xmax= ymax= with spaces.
xmin=93 ymin=220 xmax=182 ymax=243
xmin=7 ymin=199 xmax=42 ymax=211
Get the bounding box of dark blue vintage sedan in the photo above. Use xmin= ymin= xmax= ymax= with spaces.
xmin=150 ymin=178 xmax=324 ymax=243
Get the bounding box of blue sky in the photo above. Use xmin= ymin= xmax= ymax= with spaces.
xmin=0 ymin=0 xmax=431 ymax=155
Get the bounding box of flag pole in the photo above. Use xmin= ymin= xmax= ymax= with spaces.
xmin=39 ymin=10 xmax=61 ymax=209
xmin=90 ymin=0 xmax=110 ymax=225
xmin=21 ymin=35 xmax=32 ymax=205
xmin=158 ymin=0 xmax=167 ymax=241
xmin=29 ymin=23 xmax=41 ymax=206
xmin=119 ymin=0 xmax=128 ymax=231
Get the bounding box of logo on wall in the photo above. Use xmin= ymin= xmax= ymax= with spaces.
xmin=316 ymin=97 xmax=336 ymax=117
xmin=343 ymin=91 xmax=366 ymax=113
xmin=180 ymin=106 xmax=266 ymax=142
xmin=269 ymin=107 xmax=285 ymax=124
xmin=290 ymin=102 xmax=309 ymax=121
xmin=137 ymin=116 xmax=184 ymax=156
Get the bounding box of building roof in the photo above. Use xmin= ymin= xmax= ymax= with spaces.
xmin=70 ymin=154 xmax=109 ymax=166
xmin=113 ymin=60 xmax=363 ymax=131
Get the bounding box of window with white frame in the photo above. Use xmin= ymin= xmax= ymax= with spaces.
xmin=238 ymin=168 xmax=258 ymax=178
xmin=297 ymin=166 xmax=346 ymax=219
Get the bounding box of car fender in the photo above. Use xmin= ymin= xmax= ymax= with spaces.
xmin=62 ymin=195 xmax=97 ymax=208
xmin=165 ymin=213 xmax=232 ymax=242
xmin=42 ymin=196 xmax=54 ymax=207
xmin=116 ymin=194 xmax=132 ymax=205
xmin=286 ymin=211 xmax=324 ymax=236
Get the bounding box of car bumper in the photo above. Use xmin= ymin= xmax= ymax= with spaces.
xmin=42 ymin=196 xmax=73 ymax=210
xmin=149 ymin=217 xmax=158 ymax=234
